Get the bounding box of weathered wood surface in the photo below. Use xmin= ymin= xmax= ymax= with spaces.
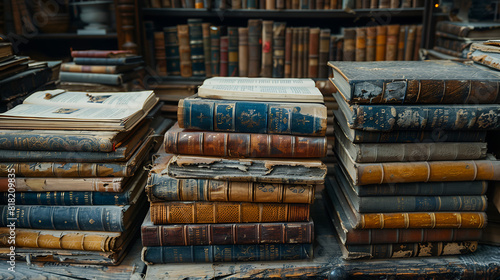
xmin=0 ymin=236 xmax=146 ymax=280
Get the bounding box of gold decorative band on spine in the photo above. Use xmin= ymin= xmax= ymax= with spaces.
xmin=379 ymin=163 xmax=384 ymax=185
xmin=430 ymin=212 xmax=436 ymax=229
xmin=403 ymin=213 xmax=410 ymax=229
xmin=457 ymin=213 xmax=462 ymax=229
xmin=379 ymin=214 xmax=384 ymax=229
xmin=425 ymin=161 xmax=431 ymax=182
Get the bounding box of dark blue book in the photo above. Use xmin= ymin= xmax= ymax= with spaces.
xmin=187 ymin=19 xmax=206 ymax=77
xmin=164 ymin=26 xmax=181 ymax=76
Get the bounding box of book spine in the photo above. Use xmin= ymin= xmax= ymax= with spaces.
xmin=0 ymin=162 xmax=131 ymax=177
xmin=141 ymin=243 xmax=313 ymax=264
xmin=72 ymin=57 xmax=134 ymax=65
xmin=247 ymin=0 xmax=257 ymax=8
xmin=70 ymin=50 xmax=131 ymax=58
xmin=238 ymin=27 xmax=249 ymax=77
xmin=435 ymin=21 xmax=469 ymax=37
xmin=291 ymin=28 xmax=298 ymax=77
xmin=346 ymin=241 xmax=477 ymax=259
xmin=375 ymin=25 xmax=386 ymax=61
xmin=401 ymin=0 xmax=411 ymax=7
xmin=164 ymin=26 xmax=181 ymax=76
xmin=343 ymin=28 xmax=355 ymax=61
xmin=146 ymin=175 xmax=316 ymax=203
xmin=378 ymin=0 xmax=389 ymax=8
xmin=231 ymin=0 xmax=242 ymax=8
xmin=141 ymin=221 xmax=314 ymax=246
xmin=355 ymin=160 xmax=500 ymax=185
xmin=357 ymin=181 xmax=488 ymax=196
xmin=355 ymin=27 xmax=366 ymax=61
xmin=396 ymin=25 xmax=406 ymax=61
xmin=351 ymin=129 xmax=487 ymax=143
xmin=284 ymin=28 xmax=292 ymax=78
xmin=248 ymin=19 xmax=262 ymax=77
xmin=370 ymin=0 xmax=377 ymax=8
xmin=277 ymin=0 xmax=285 ymax=9
xmin=308 ymin=28 xmax=320 ymax=78
xmin=404 ymin=25 xmax=416 ymax=61
xmin=227 ymin=27 xmax=239 ymax=77
xmin=210 ymin=26 xmax=220 ymax=76
xmin=315 ymin=0 xmax=323 ymax=10
xmin=385 ymin=24 xmax=399 ymax=60
xmin=433 ymin=46 xmax=462 ymax=57
xmin=177 ymin=24 xmax=193 ymax=77
xmin=187 ymin=19 xmax=206 ymax=77
xmin=60 ymin=64 xmax=118 ymax=74
xmin=202 ymin=23 xmax=212 ymax=77
xmin=272 ymin=22 xmax=286 ymax=78
xmin=150 ymin=201 xmax=310 ymax=224
xmin=164 ymin=130 xmax=328 ymax=158
xmin=297 ymin=28 xmax=304 ymax=78
xmin=59 ymin=72 xmax=123 ymax=86
xmin=179 ymin=98 xmax=327 ymax=135
xmin=365 ymin=26 xmax=376 ymax=61
xmin=345 ymin=228 xmax=483 ymax=245
xmin=357 ymin=212 xmax=487 ymax=229
xmin=219 ymin=36 xmax=229 ymax=77
xmin=1 ymin=191 xmax=130 ymax=206
xmin=302 ymin=28 xmax=309 ymax=77
xmin=413 ymin=25 xmax=422 ymax=61
xmin=335 ymin=38 xmax=344 ymax=61
xmin=0 ymin=205 xmax=125 ymax=231
xmin=0 ymin=133 xmax=114 ymax=152
xmin=357 ymin=196 xmax=487 ymax=213
xmin=0 ymin=228 xmax=117 ymax=251
xmin=0 ymin=67 xmax=52 ymax=102
xmin=261 ymin=20 xmax=274 ymax=77
xmin=390 ymin=0 xmax=399 ymax=8
xmin=318 ymin=29 xmax=331 ymax=78
xmin=154 ymin=31 xmax=168 ymax=76
xmin=0 ymin=177 xmax=125 ymax=192
xmin=266 ymin=0 xmax=275 ymax=9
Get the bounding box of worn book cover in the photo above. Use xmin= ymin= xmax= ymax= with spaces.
xmin=436 ymin=21 xmax=500 ymax=40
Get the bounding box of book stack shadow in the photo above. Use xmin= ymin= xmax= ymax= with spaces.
xmin=325 ymin=60 xmax=500 ymax=260
xmin=140 ymin=77 xmax=328 ymax=264
xmin=59 ymin=50 xmax=145 ymax=92
xmin=0 ymin=90 xmax=164 ymax=265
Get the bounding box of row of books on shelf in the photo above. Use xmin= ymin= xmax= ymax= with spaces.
xmin=147 ymin=0 xmax=423 ymax=9
xmin=150 ymin=18 xmax=422 ymax=79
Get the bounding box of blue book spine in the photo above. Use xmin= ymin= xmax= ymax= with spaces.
xmin=0 ymin=205 xmax=126 ymax=231
xmin=59 ymin=72 xmax=123 ymax=86
xmin=188 ymin=19 xmax=206 ymax=77
xmin=142 ymin=244 xmax=313 ymax=264
xmin=0 ymin=133 xmax=114 ymax=152
xmin=181 ymin=98 xmax=327 ymax=136
xmin=357 ymin=196 xmax=488 ymax=213
xmin=147 ymin=174 xmax=205 ymax=201
xmin=0 ymin=149 xmax=127 ymax=162
xmin=0 ymin=191 xmax=130 ymax=206
xmin=164 ymin=26 xmax=181 ymax=76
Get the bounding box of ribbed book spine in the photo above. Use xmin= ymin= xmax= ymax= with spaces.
xmin=210 ymin=26 xmax=220 ymax=76
xmin=272 ymin=22 xmax=286 ymax=78
xmin=164 ymin=26 xmax=181 ymax=76
xmin=187 ymin=19 xmax=206 ymax=76
xmin=227 ymin=27 xmax=239 ymax=77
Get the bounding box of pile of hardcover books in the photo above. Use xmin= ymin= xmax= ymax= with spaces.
xmin=0 ymin=42 xmax=61 ymax=113
xmin=141 ymin=77 xmax=328 ymax=264
xmin=0 ymin=89 xmax=165 ymax=265
xmin=326 ymin=60 xmax=500 ymax=259
xmin=59 ymin=50 xmax=144 ymax=91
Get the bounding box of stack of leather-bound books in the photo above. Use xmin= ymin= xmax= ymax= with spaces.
xmin=325 ymin=60 xmax=500 ymax=259
xmin=140 ymin=77 xmax=328 ymax=264
xmin=0 ymin=89 xmax=166 ymax=265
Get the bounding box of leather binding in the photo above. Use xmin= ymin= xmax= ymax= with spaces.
xmin=318 ymin=28 xmax=331 ymax=78
xmin=248 ymin=19 xmax=262 ymax=77
xmin=308 ymin=28 xmax=320 ymax=78
xmin=153 ymin=32 xmax=167 ymax=76
xmin=219 ymin=35 xmax=229 ymax=76
xmin=385 ymin=24 xmax=400 ymax=61
xmin=375 ymin=25 xmax=386 ymax=61
xmin=238 ymin=27 xmax=249 ymax=77
xmin=284 ymin=27 xmax=293 ymax=78
xmin=210 ymin=26 xmax=220 ymax=76
xmin=365 ymin=26 xmax=376 ymax=61
xmin=272 ymin=22 xmax=286 ymax=78
xmin=227 ymin=27 xmax=239 ymax=77
xmin=343 ymin=28 xmax=355 ymax=61
xmin=261 ymin=20 xmax=274 ymax=77
xmin=202 ymin=22 xmax=212 ymax=77
xmin=177 ymin=24 xmax=193 ymax=77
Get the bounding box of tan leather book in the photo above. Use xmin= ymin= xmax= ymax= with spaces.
xmin=397 ymin=25 xmax=406 ymax=61
xmin=202 ymin=22 xmax=212 ymax=77
xmin=291 ymin=27 xmax=298 ymax=77
xmin=308 ymin=28 xmax=320 ymax=78
xmin=303 ymin=27 xmax=309 ymax=77
xmin=385 ymin=24 xmax=399 ymax=60
xmin=297 ymin=27 xmax=304 ymax=78
xmin=232 ymin=0 xmax=242 ymax=8
xmin=370 ymin=0 xmax=377 ymax=8
xmin=378 ymin=0 xmax=389 ymax=8
xmin=266 ymin=0 xmax=275 ymax=9
xmin=375 ymin=25 xmax=386 ymax=61
xmin=153 ymin=31 xmax=167 ymax=76
xmin=261 ymin=20 xmax=274 ymax=77
xmin=343 ymin=28 xmax=356 ymax=61
xmin=238 ymin=27 xmax=249 ymax=77
xmin=355 ymin=27 xmax=366 ymax=61
xmin=404 ymin=25 xmax=416 ymax=61
xmin=390 ymin=0 xmax=399 ymax=8
xmin=413 ymin=25 xmax=423 ymax=60
xmin=0 ymin=177 xmax=127 ymax=192
xmin=365 ymin=26 xmax=376 ymax=61
xmin=177 ymin=24 xmax=192 ymax=77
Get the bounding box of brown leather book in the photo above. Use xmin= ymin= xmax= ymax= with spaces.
xmin=375 ymin=25 xmax=386 ymax=61
xmin=227 ymin=27 xmax=239 ymax=77
xmin=261 ymin=20 xmax=274 ymax=77
xmin=413 ymin=24 xmax=423 ymax=60
xmin=292 ymin=0 xmax=299 ymax=9
xmin=150 ymin=201 xmax=311 ymax=224
xmin=219 ymin=35 xmax=229 ymax=76
xmin=153 ymin=32 xmax=167 ymax=76
xmin=318 ymin=29 xmax=331 ymax=78
xmin=355 ymin=27 xmax=366 ymax=61
xmin=401 ymin=0 xmax=411 ymax=7
xmin=177 ymin=24 xmax=193 ymax=77
xmin=231 ymin=0 xmax=241 ymax=8
xmin=277 ymin=0 xmax=285 ymax=9
xmin=355 ymin=0 xmax=362 ymax=8
xmin=303 ymin=28 xmax=309 ymax=77
xmin=315 ymin=0 xmax=324 ymax=10
xmin=329 ymin=0 xmax=338 ymax=9
xmin=389 ymin=0 xmax=399 ymax=8
xmin=0 ymin=177 xmax=127 ymax=192
xmin=343 ymin=28 xmax=356 ymax=61
xmin=202 ymin=22 xmax=212 ymax=77
xmin=238 ymin=27 xmax=249 ymax=77
xmin=365 ymin=26 xmax=376 ymax=61
xmin=272 ymin=22 xmax=286 ymax=78
xmin=335 ymin=37 xmax=344 ymax=61
xmin=297 ymin=27 xmax=304 ymax=78
xmin=291 ymin=27 xmax=298 ymax=77
xmin=385 ymin=24 xmax=399 ymax=61
xmin=308 ymin=28 xmax=320 ymax=78
xmin=284 ymin=27 xmax=293 ymax=78
xmin=404 ymin=25 xmax=416 ymax=61
xmin=266 ymin=0 xmax=275 ymax=9
xmin=248 ymin=19 xmax=262 ymax=77
xmin=370 ymin=0 xmax=377 ymax=8
xmin=142 ymin=212 xmax=314 ymax=246
xmin=378 ymin=0 xmax=389 ymax=8
xmin=396 ymin=25 xmax=406 ymax=60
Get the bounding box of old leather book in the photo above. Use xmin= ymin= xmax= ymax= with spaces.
xmin=219 ymin=35 xmax=229 ymax=76
xmin=167 ymin=155 xmax=327 ymax=184
xmin=385 ymin=24 xmax=399 ymax=60
xmin=153 ymin=32 xmax=167 ymax=76
xmin=325 ymin=176 xmax=487 ymax=229
xmin=297 ymin=27 xmax=304 ymax=78
xmin=238 ymin=27 xmax=249 ymax=77
xmin=202 ymin=22 xmax=212 ymax=77
xmin=177 ymin=24 xmax=192 ymax=77
xmin=141 ymin=211 xmax=314 ymax=246
xmin=396 ymin=25 xmax=405 ymax=60
xmin=375 ymin=25 xmax=386 ymax=61
xmin=291 ymin=27 xmax=298 ymax=77
xmin=328 ymin=60 xmax=500 ymax=104
xmin=284 ymin=27 xmax=292 ymax=78
xmin=0 ymin=177 xmax=128 ymax=192
xmin=412 ymin=24 xmax=422 ymax=60
xmin=150 ymin=201 xmax=310 ymax=224
xmin=71 ymin=50 xmax=133 ymax=58
xmin=164 ymin=122 xmax=327 ymax=158
xmin=355 ymin=27 xmax=366 ymax=61
xmin=365 ymin=26 xmax=376 ymax=61
xmin=404 ymin=25 xmax=416 ymax=61
xmin=436 ymin=21 xmax=500 ymax=39
xmin=248 ymin=19 xmax=262 ymax=77
xmin=227 ymin=27 xmax=239 ymax=77
xmin=343 ymin=28 xmax=355 ymax=61
xmin=187 ymin=19 xmax=206 ymax=76
xmin=318 ymin=29 xmax=331 ymax=78
xmin=272 ymin=22 xmax=286 ymax=78
xmin=323 ymin=177 xmax=483 ymax=245
xmin=308 ymin=27 xmax=320 ymax=78
xmin=164 ymin=26 xmax=181 ymax=76
xmin=210 ymin=25 xmax=220 ymax=76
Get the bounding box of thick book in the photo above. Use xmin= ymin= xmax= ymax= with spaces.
xmin=61 ymin=62 xmax=140 ymax=74
xmin=150 ymin=201 xmax=310 ymax=224
xmin=307 ymin=27 xmax=320 ymax=78
xmin=325 ymin=176 xmax=487 ymax=229
xmin=261 ymin=20 xmax=273 ymax=77
xmin=342 ymin=28 xmax=355 ymax=61
xmin=469 ymin=49 xmax=500 ymax=71
xmin=291 ymin=28 xmax=298 ymax=77
xmin=197 ymin=77 xmax=323 ymax=103
xmin=0 ymin=177 xmax=128 ymax=192
xmin=0 ymin=65 xmax=53 ymax=103
xmin=365 ymin=26 xmax=376 ymax=61
xmin=227 ymin=27 xmax=239 ymax=77
xmin=154 ymin=31 xmax=167 ymax=76
xmin=328 ymin=60 xmax=500 ymax=104
xmin=272 ymin=22 xmax=286 ymax=78
xmin=238 ymin=27 xmax=249 ymax=77
xmin=396 ymin=25 xmax=405 ymax=61
xmin=59 ymin=71 xmax=139 ymax=86
xmin=404 ymin=25 xmax=416 ymax=61
xmin=177 ymin=24 xmax=193 ymax=77
xmin=178 ymin=96 xmax=327 ymax=135
xmin=164 ymin=122 xmax=328 ymax=158
xmin=318 ymin=29 xmax=331 ymax=78
xmin=333 ymin=107 xmax=487 ymax=143
xmin=210 ymin=25 xmax=221 ymax=76
xmin=335 ymin=132 xmax=500 ymax=185
xmin=202 ymin=22 xmax=212 ymax=77
xmin=167 ymin=155 xmax=327 ymax=184
xmin=164 ymin=26 xmax=181 ymax=76
xmin=333 ymin=90 xmax=500 ymax=132
xmin=436 ymin=21 xmax=500 ymax=40
xmin=141 ymin=243 xmax=313 ymax=264
xmin=0 ymin=135 xmax=153 ymax=177
xmin=71 ymin=50 xmax=133 ymax=58
xmin=219 ymin=35 xmax=229 ymax=77
xmin=248 ymin=19 xmax=262 ymax=77
xmin=73 ymin=56 xmax=143 ymax=66
xmin=333 ymin=120 xmax=487 ymax=162
xmin=375 ymin=25 xmax=387 ymax=61
xmin=0 ymin=90 xmax=158 ymax=131
xmin=385 ymin=24 xmax=399 ymax=60
xmin=323 ymin=179 xmax=483 ymax=245
xmin=355 ymin=27 xmax=366 ymax=61
xmin=188 ymin=18 xmax=206 ymax=77
xmin=141 ymin=211 xmax=314 ymax=246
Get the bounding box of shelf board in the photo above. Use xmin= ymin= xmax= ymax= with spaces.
xmin=28 ymin=33 xmax=118 ymax=39
xmin=142 ymin=7 xmax=425 ymax=18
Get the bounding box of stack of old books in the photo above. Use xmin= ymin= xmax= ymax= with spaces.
xmin=59 ymin=50 xmax=144 ymax=91
xmin=140 ymin=77 xmax=328 ymax=264
xmin=326 ymin=60 xmax=500 ymax=259
xmin=0 ymin=89 xmax=161 ymax=265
